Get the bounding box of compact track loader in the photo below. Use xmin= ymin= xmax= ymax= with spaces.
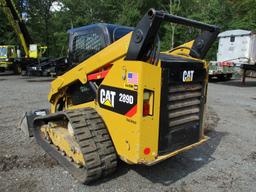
xmin=21 ymin=9 xmax=219 ymax=183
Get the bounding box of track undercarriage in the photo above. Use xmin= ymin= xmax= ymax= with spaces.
xmin=34 ymin=108 xmax=117 ymax=183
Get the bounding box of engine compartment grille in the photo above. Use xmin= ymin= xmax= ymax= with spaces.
xmin=158 ymin=57 xmax=206 ymax=155
xmin=168 ymin=83 xmax=202 ymax=127
xmin=159 ymin=82 xmax=203 ymax=154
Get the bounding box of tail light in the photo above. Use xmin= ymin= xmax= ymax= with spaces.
xmin=143 ymin=102 xmax=150 ymax=116
xmin=143 ymin=90 xmax=154 ymax=116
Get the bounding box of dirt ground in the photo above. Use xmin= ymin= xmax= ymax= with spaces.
xmin=0 ymin=73 xmax=255 ymax=192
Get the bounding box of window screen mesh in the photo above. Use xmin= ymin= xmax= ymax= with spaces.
xmin=73 ymin=32 xmax=105 ymax=63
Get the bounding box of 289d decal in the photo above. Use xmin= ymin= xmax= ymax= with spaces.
xmin=119 ymin=93 xmax=134 ymax=105
xmin=98 ymin=85 xmax=137 ymax=117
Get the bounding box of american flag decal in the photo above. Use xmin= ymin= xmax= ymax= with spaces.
xmin=127 ymin=72 xmax=138 ymax=85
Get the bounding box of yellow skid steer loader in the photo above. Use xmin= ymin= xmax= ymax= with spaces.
xmin=20 ymin=9 xmax=219 ymax=183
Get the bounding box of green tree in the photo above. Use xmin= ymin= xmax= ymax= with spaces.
xmin=2 ymin=0 xmax=255 ymax=60
xmin=229 ymin=0 xmax=256 ymax=30
xmin=26 ymin=0 xmax=55 ymax=56
xmin=0 ymin=0 xmax=20 ymax=45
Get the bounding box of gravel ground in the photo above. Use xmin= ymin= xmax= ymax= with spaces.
xmin=0 ymin=73 xmax=255 ymax=192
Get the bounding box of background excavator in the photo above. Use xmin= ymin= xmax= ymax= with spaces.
xmin=0 ymin=0 xmax=47 ymax=74
xmin=20 ymin=8 xmax=219 ymax=184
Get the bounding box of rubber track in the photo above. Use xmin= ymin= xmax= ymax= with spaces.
xmin=67 ymin=108 xmax=117 ymax=182
xmin=34 ymin=108 xmax=117 ymax=184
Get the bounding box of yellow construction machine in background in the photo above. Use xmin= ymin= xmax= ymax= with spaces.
xmin=0 ymin=0 xmax=47 ymax=74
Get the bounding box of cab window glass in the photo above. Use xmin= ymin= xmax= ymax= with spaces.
xmin=0 ymin=47 xmax=7 ymax=57
xmin=113 ymin=28 xmax=133 ymax=41
xmin=73 ymin=31 xmax=106 ymax=63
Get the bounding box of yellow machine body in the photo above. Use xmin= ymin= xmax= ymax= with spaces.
xmin=29 ymin=44 xmax=47 ymax=59
xmin=27 ymin=9 xmax=219 ymax=183
xmin=47 ymin=33 xmax=208 ymax=165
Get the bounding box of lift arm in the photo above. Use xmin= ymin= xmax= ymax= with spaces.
xmin=0 ymin=0 xmax=32 ymax=57
xmin=125 ymin=8 xmax=220 ymax=61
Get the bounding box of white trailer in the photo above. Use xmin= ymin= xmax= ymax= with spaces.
xmin=209 ymin=29 xmax=256 ymax=81
xmin=217 ymin=30 xmax=256 ymax=65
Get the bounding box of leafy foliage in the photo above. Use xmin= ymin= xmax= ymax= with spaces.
xmin=0 ymin=0 xmax=18 ymax=45
xmin=0 ymin=0 xmax=256 ymax=60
